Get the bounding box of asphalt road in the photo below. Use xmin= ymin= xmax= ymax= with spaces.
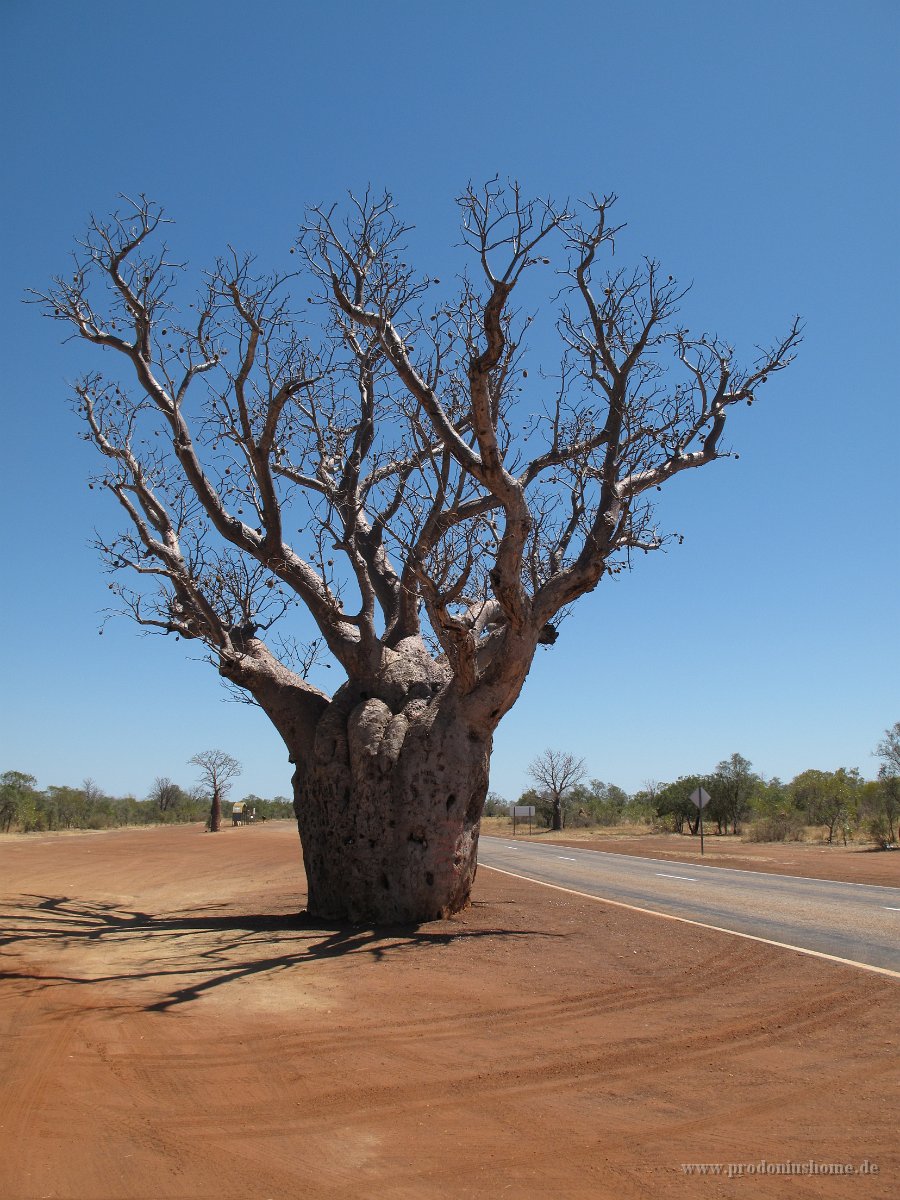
xmin=477 ymin=838 xmax=900 ymax=974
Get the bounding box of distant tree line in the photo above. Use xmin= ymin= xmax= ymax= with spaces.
xmin=0 ymin=770 xmax=295 ymax=834
xmin=4 ymin=724 xmax=897 ymax=848
xmin=509 ymin=725 xmax=900 ymax=847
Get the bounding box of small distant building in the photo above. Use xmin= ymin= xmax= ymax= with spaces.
xmin=231 ymin=801 xmax=255 ymax=827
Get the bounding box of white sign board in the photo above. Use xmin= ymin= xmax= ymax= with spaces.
xmin=690 ymin=787 xmax=711 ymax=810
xmin=513 ymin=805 xmax=536 ymax=817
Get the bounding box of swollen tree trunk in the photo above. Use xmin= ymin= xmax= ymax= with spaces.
xmin=209 ymin=787 xmax=222 ymax=833
xmin=280 ymin=645 xmax=490 ymax=923
xmin=296 ymin=714 xmax=488 ymax=924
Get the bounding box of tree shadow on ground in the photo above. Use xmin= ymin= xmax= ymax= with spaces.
xmin=0 ymin=893 xmax=557 ymax=1012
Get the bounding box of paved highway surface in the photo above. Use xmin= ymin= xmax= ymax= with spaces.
xmin=477 ymin=838 xmax=900 ymax=974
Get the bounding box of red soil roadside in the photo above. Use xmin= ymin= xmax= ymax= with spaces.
xmin=1 ymin=823 xmax=896 ymax=1199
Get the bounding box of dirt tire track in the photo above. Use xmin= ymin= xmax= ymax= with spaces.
xmin=1 ymin=823 xmax=896 ymax=1199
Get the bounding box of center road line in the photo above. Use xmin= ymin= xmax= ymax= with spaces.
xmin=478 ymin=839 xmax=900 ymax=973
xmin=486 ymin=839 xmax=883 ymax=888
xmin=479 ymin=863 xmax=900 ymax=980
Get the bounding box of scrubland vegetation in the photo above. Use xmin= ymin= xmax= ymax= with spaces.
xmin=495 ymin=725 xmax=900 ymax=849
xmin=0 ymin=771 xmax=293 ymax=834
xmin=3 ymin=724 xmax=897 ymax=848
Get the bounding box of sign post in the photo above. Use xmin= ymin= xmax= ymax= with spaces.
xmin=512 ymin=804 xmax=536 ymax=836
xmin=690 ymin=787 xmax=711 ymax=855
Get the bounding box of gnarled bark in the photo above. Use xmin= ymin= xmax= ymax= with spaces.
xmin=297 ymin=700 xmax=488 ymax=923
xmin=291 ymin=640 xmax=489 ymax=923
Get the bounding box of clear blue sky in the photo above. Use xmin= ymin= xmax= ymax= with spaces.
xmin=1 ymin=0 xmax=897 ymax=802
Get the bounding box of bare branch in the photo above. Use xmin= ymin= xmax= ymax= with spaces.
xmin=41 ymin=183 xmax=800 ymax=744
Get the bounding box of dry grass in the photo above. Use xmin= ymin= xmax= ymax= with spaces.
xmin=480 ymin=815 xmax=883 ymax=849
xmin=480 ymin=816 xmax=657 ymax=840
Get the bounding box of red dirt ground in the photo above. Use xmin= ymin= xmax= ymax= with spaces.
xmin=1 ymin=822 xmax=897 ymax=1199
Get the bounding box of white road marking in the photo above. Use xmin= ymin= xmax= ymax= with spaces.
xmin=884 ymin=906 xmax=900 ymax=911
xmin=656 ymin=873 xmax=697 ymax=881
xmin=480 ymin=864 xmax=900 ymax=980
xmin=557 ymin=856 xmax=577 ymax=861
xmin=481 ymin=836 xmax=898 ymax=889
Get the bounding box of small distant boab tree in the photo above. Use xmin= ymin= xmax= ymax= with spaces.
xmin=35 ymin=182 xmax=800 ymax=921
xmin=190 ymin=750 xmax=241 ymax=833
xmin=527 ymin=749 xmax=586 ymax=831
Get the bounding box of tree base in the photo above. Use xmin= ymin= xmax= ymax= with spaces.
xmin=293 ymin=676 xmax=490 ymax=924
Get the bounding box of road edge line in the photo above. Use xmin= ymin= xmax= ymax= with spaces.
xmin=481 ymin=834 xmax=899 ymax=892
xmin=480 ymin=864 xmax=900 ymax=981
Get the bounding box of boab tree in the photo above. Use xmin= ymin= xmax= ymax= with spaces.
xmin=190 ymin=749 xmax=241 ymax=833
xmin=35 ymin=183 xmax=800 ymax=922
xmin=528 ymin=749 xmax=586 ymax=831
